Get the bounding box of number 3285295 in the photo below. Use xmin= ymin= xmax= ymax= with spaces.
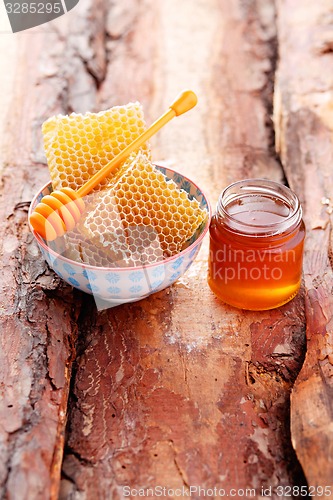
xmin=276 ymin=486 xmax=332 ymax=497
xmin=5 ymin=3 xmax=62 ymax=14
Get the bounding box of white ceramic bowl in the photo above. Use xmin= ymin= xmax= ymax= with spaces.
xmin=29 ymin=166 xmax=211 ymax=307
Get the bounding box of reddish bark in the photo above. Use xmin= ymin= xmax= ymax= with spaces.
xmin=274 ymin=0 xmax=333 ymax=489
xmin=4 ymin=0 xmax=331 ymax=497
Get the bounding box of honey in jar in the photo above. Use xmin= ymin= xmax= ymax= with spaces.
xmin=208 ymin=179 xmax=305 ymax=310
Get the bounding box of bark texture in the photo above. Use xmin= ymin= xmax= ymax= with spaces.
xmin=274 ymin=0 xmax=333 ymax=491
xmin=2 ymin=0 xmax=331 ymax=498
xmin=60 ymin=0 xmax=306 ymax=497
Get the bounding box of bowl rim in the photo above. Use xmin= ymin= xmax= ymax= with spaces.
xmin=28 ymin=165 xmax=212 ymax=272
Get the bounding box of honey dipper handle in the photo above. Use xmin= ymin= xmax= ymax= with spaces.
xmin=77 ymin=90 xmax=198 ymax=198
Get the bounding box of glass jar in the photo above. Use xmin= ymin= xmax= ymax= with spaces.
xmin=208 ymin=179 xmax=305 ymax=310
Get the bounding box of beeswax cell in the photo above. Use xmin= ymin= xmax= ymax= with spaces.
xmin=42 ymin=103 xmax=149 ymax=192
xmin=82 ymin=153 xmax=208 ymax=260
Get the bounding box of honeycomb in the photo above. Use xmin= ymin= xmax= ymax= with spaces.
xmin=42 ymin=102 xmax=149 ymax=192
xmin=64 ymin=229 xmax=114 ymax=267
xmin=43 ymin=103 xmax=207 ymax=267
xmin=78 ymin=152 xmax=208 ymax=260
xmin=64 ymin=222 xmax=164 ymax=267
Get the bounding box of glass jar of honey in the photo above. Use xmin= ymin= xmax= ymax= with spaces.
xmin=208 ymin=179 xmax=305 ymax=310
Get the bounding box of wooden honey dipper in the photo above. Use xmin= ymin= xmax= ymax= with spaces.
xmin=29 ymin=90 xmax=198 ymax=241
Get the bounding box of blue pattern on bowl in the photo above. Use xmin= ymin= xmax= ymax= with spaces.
xmin=64 ymin=263 xmax=76 ymax=276
xmin=105 ymin=272 xmax=121 ymax=284
xmin=152 ymin=266 xmax=165 ymax=277
xmin=68 ymin=277 xmax=81 ymax=288
xmin=150 ymin=279 xmax=164 ymax=290
xmin=172 ymin=256 xmax=184 ymax=270
xmin=129 ymin=271 xmax=144 ymax=282
xmin=83 ymin=269 xmax=97 ymax=281
xmin=107 ymin=286 xmax=122 ymax=295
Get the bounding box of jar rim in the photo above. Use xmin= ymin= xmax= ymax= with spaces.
xmin=217 ymin=178 xmax=302 ymax=236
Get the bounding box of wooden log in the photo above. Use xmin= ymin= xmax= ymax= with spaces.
xmin=0 ymin=1 xmax=108 ymax=497
xmin=59 ymin=0 xmax=308 ymax=497
xmin=274 ymin=0 xmax=333 ymax=491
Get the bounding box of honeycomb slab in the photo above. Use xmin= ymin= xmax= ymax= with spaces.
xmin=43 ymin=103 xmax=207 ymax=267
xmin=81 ymin=153 xmax=207 ymax=260
xmin=42 ymin=103 xmax=149 ymax=192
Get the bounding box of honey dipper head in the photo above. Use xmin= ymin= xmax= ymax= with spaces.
xmin=29 ymin=187 xmax=85 ymax=241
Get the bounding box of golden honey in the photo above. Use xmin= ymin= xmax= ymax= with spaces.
xmin=208 ymin=179 xmax=305 ymax=310
xmin=42 ymin=102 xmax=149 ymax=192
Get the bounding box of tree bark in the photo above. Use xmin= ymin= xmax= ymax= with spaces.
xmin=0 ymin=2 xmax=107 ymax=498
xmin=60 ymin=0 xmax=307 ymax=497
xmin=4 ymin=0 xmax=330 ymax=498
xmin=274 ymin=0 xmax=333 ymax=492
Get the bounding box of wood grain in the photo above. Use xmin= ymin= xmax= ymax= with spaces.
xmin=59 ymin=0 xmax=307 ymax=497
xmin=5 ymin=0 xmax=332 ymax=497
xmin=0 ymin=3 xmax=107 ymax=497
xmin=274 ymin=0 xmax=333 ymax=491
